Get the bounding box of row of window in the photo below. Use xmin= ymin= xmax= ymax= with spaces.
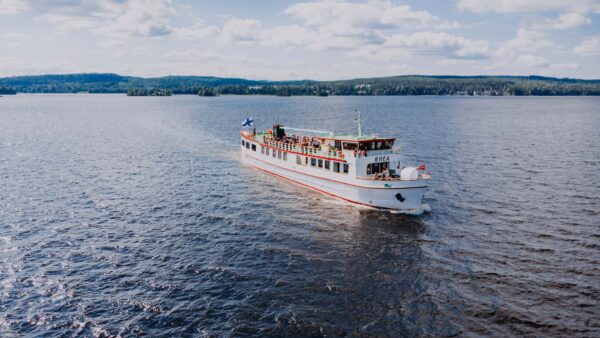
xmin=297 ymin=155 xmax=349 ymax=174
xmin=261 ymin=145 xmax=287 ymax=161
xmin=244 ymin=140 xmax=349 ymax=174
xmin=242 ymin=140 xmax=257 ymax=151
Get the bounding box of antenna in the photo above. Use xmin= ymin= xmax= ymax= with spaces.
xmin=354 ymin=111 xmax=363 ymax=138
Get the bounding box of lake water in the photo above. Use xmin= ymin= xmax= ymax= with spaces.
xmin=0 ymin=94 xmax=598 ymax=337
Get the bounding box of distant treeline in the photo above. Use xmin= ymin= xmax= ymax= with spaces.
xmin=127 ymin=88 xmax=172 ymax=96
xmin=1 ymin=73 xmax=599 ymax=96
xmin=0 ymin=87 xmax=17 ymax=95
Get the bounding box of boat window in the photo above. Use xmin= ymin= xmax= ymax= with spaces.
xmin=305 ymin=156 xmax=308 ymax=165
xmin=324 ymin=160 xmax=330 ymax=170
xmin=333 ymin=162 xmax=340 ymax=173
xmin=317 ymin=159 xmax=323 ymax=168
xmin=277 ymin=150 xmax=282 ymax=159
xmin=252 ymin=144 xmax=256 ymax=151
xmin=266 ymin=148 xmax=270 ymax=156
xmin=296 ymin=155 xmax=302 ymax=165
xmin=367 ymin=162 xmax=389 ymax=175
xmin=342 ymin=142 xmax=358 ymax=150
xmin=343 ymin=163 xmax=349 ymax=174
xmin=261 ymin=146 xmax=264 ymax=154
xmin=272 ymin=149 xmax=276 ymax=157
xmin=310 ymin=158 xmax=316 ymax=166
xmin=246 ymin=142 xmax=250 ymax=149
xmin=283 ymin=152 xmax=287 ymax=161
xmin=360 ymin=140 xmax=393 ymax=150
xmin=335 ymin=140 xmax=342 ymax=150
xmin=242 ymin=140 xmax=245 ymax=146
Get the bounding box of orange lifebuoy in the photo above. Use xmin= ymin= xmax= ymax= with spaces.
xmin=340 ymin=153 xmax=345 ymax=159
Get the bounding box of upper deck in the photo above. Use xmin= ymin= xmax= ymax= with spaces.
xmin=242 ymin=128 xmax=397 ymax=162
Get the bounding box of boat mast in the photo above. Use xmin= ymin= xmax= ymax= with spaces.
xmin=354 ymin=111 xmax=363 ymax=138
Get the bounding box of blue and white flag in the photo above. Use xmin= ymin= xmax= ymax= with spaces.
xmin=242 ymin=117 xmax=254 ymax=127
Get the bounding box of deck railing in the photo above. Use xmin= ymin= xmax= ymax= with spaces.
xmin=264 ymin=139 xmax=345 ymax=160
xmin=253 ymin=135 xmax=400 ymax=160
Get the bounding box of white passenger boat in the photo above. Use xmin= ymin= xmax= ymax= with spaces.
xmin=240 ymin=118 xmax=431 ymax=213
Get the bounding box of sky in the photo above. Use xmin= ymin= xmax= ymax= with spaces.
xmin=1 ymin=0 xmax=599 ymax=80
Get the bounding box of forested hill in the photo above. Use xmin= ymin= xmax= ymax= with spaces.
xmin=1 ymin=73 xmax=599 ymax=96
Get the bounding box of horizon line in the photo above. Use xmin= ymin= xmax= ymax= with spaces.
xmin=1 ymin=72 xmax=599 ymax=82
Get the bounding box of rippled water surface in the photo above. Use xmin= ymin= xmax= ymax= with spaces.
xmin=1 ymin=94 xmax=599 ymax=337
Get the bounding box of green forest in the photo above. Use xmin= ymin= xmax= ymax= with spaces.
xmin=1 ymin=73 xmax=599 ymax=96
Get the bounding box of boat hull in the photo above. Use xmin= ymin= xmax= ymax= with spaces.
xmin=242 ymin=152 xmax=428 ymax=212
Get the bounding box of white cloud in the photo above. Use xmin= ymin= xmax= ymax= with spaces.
xmin=384 ymin=32 xmax=490 ymax=59
xmin=0 ymin=0 xmax=28 ymax=14
xmin=0 ymin=56 xmax=70 ymax=77
xmin=381 ymin=4 xmax=461 ymax=29
xmin=549 ymin=63 xmax=581 ymax=70
xmin=221 ymin=18 xmax=262 ymax=42
xmin=221 ymin=18 xmax=385 ymax=50
xmin=457 ymin=0 xmax=600 ymax=13
xmin=96 ymin=0 xmax=176 ymax=37
xmin=514 ymin=54 xmax=548 ymax=67
xmin=496 ymin=29 xmax=554 ymax=59
xmin=163 ymin=49 xmax=219 ymax=61
xmin=26 ymin=0 xmax=177 ymax=37
xmin=285 ymin=0 xmax=461 ymax=32
xmin=172 ymin=21 xmax=219 ymax=40
xmin=221 ymin=1 xmax=473 ymax=52
xmin=535 ymin=12 xmax=592 ymax=30
xmin=574 ymin=35 xmax=600 ymax=55
xmin=41 ymin=13 xmax=98 ymax=31
xmin=259 ymin=25 xmax=318 ymax=48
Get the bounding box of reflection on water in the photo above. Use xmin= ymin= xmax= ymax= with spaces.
xmin=0 ymin=94 xmax=598 ymax=337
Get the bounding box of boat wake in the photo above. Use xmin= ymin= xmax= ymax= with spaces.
xmin=390 ymin=203 xmax=431 ymax=216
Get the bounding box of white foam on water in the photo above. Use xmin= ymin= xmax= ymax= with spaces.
xmin=389 ymin=203 xmax=432 ymax=216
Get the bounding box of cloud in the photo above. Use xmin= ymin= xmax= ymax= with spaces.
xmin=172 ymin=21 xmax=219 ymax=40
xmin=549 ymin=63 xmax=581 ymax=70
xmin=163 ymin=49 xmax=219 ymax=61
xmin=97 ymin=0 xmax=176 ymax=37
xmin=534 ymin=12 xmax=592 ymax=30
xmin=41 ymin=13 xmax=98 ymax=31
xmin=221 ymin=19 xmax=384 ymax=51
xmin=574 ymin=35 xmax=600 ymax=55
xmin=457 ymin=0 xmax=600 ymax=13
xmin=514 ymin=54 xmax=548 ymax=67
xmin=380 ymin=4 xmax=461 ymax=29
xmin=221 ymin=18 xmax=262 ymax=42
xmin=0 ymin=0 xmax=28 ymax=14
xmin=24 ymin=0 xmax=177 ymax=37
xmin=0 ymin=56 xmax=70 ymax=76
xmin=285 ymin=0 xmax=461 ymax=31
xmin=496 ymin=29 xmax=554 ymax=58
xmin=259 ymin=25 xmax=318 ymax=48
xmin=480 ymin=29 xmax=561 ymax=72
xmin=384 ymin=32 xmax=490 ymax=59
xmin=221 ymin=1 xmax=473 ymax=52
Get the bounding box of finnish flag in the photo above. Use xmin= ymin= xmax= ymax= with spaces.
xmin=242 ymin=117 xmax=254 ymax=127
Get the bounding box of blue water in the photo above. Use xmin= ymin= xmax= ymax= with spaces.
xmin=1 ymin=94 xmax=599 ymax=336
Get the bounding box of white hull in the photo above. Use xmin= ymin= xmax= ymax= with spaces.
xmin=241 ymin=145 xmax=428 ymax=212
